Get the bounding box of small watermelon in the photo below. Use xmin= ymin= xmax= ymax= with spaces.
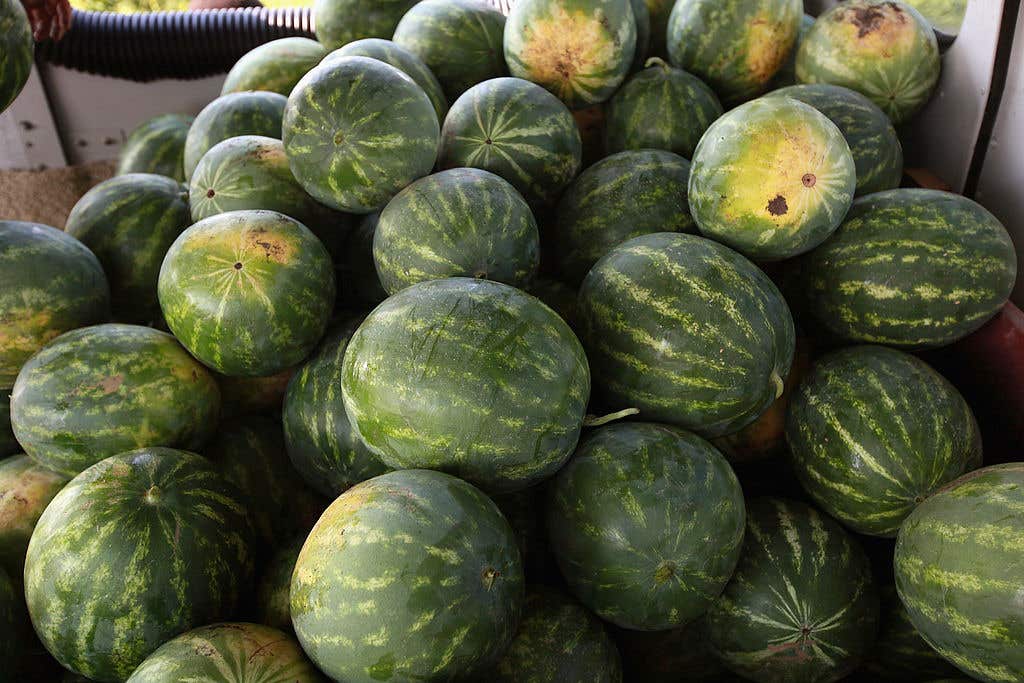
xmin=373 ymin=168 xmax=540 ymax=294
xmin=337 ymin=212 xmax=389 ymax=308
xmin=221 ymin=37 xmax=328 ymax=96
xmin=1 ymin=389 xmax=17 ymax=457
xmin=770 ymin=13 xmax=814 ymax=88
xmin=256 ymin=536 xmax=303 ymax=632
xmin=0 ymin=455 xmax=69 ymax=583
xmin=117 ymin=114 xmax=194 ymax=182
xmin=216 ymin=366 xmax=295 ymax=419
xmin=183 ymin=91 xmax=287 ymax=179
xmin=0 ymin=0 xmax=32 ymax=114
xmin=291 ymin=469 xmax=524 ymax=681
xmin=314 ymin=0 xmax=417 ymax=50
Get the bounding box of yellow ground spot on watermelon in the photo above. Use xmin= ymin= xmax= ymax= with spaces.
xmin=0 ymin=307 xmax=56 ymax=353
xmin=834 ymin=2 xmax=918 ymax=58
xmin=746 ymin=15 xmax=796 ymax=87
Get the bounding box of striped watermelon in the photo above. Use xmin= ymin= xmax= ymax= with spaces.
xmin=65 ymin=174 xmax=191 ymax=325
xmin=767 ymin=84 xmax=904 ymax=196
xmin=158 ymin=210 xmax=336 ymax=377
xmin=341 ymin=277 xmax=590 ymax=493
xmin=117 ymin=114 xmax=194 ymax=183
xmin=216 ymin=366 xmax=295 ymax=419
xmin=256 ymin=536 xmax=303 ymax=632
xmin=604 ymin=58 xmax=723 ymax=159
xmin=438 ymin=77 xmax=582 ymax=207
xmin=221 ymin=38 xmax=327 ymax=96
xmin=0 ymin=0 xmax=31 ymax=114
xmin=291 ymin=469 xmax=524 ymax=681
xmin=796 ymin=189 xmax=1017 ymax=348
xmin=786 ymin=345 xmax=981 ymax=537
xmin=895 ymin=463 xmax=1024 ymax=683
xmin=0 ymin=455 xmax=69 ymax=583
xmin=667 ymin=0 xmax=803 ymax=105
xmin=393 ymin=0 xmax=507 ymax=101
xmin=10 ymin=324 xmax=220 ymax=477
xmin=548 ymin=422 xmax=745 ymax=630
xmin=283 ymin=56 xmax=440 ymax=214
xmin=554 ymin=149 xmax=695 ymax=284
xmin=314 ymin=0 xmax=417 ymax=50
xmin=688 ymin=96 xmax=856 ymax=261
xmin=504 ymin=0 xmax=637 ymax=109
xmin=24 ymin=448 xmax=256 ymax=682
xmin=1 ymin=389 xmax=16 ymax=457
xmin=796 ymin=1 xmax=941 ymax=125
xmin=771 ymin=13 xmax=814 ymax=88
xmin=0 ymin=221 xmax=111 ymax=389
xmin=706 ymin=497 xmax=879 ymax=682
xmin=337 ymin=213 xmax=389 ymax=308
xmin=578 ymin=232 xmax=795 ymax=438
xmin=644 ymin=0 xmax=672 ymax=57
xmin=183 ymin=91 xmax=287 ymax=179
xmin=865 ymin=583 xmax=963 ymax=681
xmin=373 ymin=168 xmax=540 ymax=294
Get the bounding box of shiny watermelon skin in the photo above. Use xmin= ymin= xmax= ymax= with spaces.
xmin=256 ymin=536 xmax=303 ymax=632
xmin=864 ymin=583 xmax=962 ymax=681
xmin=291 ymin=469 xmax=525 ymax=682
xmin=314 ymin=0 xmax=417 ymax=50
xmin=183 ymin=91 xmax=287 ymax=180
xmin=65 ymin=174 xmax=191 ymax=325
xmin=706 ymin=497 xmax=880 ymax=683
xmin=10 ymin=324 xmax=220 ymax=477
xmin=0 ymin=389 xmax=16 ymax=457
xmin=158 ymin=210 xmax=336 ymax=377
xmin=117 ymin=114 xmax=194 ymax=182
xmin=0 ymin=0 xmax=31 ymax=114
xmin=221 ymin=37 xmax=327 ymax=96
xmin=770 ymin=13 xmax=814 ymax=88
xmin=0 ymin=454 xmax=69 ymax=583
xmin=337 ymin=212 xmax=389 ymax=308
xmin=24 ymin=448 xmax=256 ymax=683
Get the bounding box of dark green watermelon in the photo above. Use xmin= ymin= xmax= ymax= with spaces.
xmin=0 ymin=389 xmax=16 ymax=457
xmin=0 ymin=455 xmax=69 ymax=583
xmin=314 ymin=0 xmax=417 ymax=50
xmin=216 ymin=366 xmax=295 ymax=419
xmin=614 ymin=620 xmax=733 ymax=682
xmin=706 ymin=497 xmax=879 ymax=682
xmin=158 ymin=210 xmax=336 ymax=377
xmin=864 ymin=583 xmax=962 ymax=681
xmin=65 ymin=173 xmax=191 ymax=325
xmin=183 ymin=91 xmax=287 ymax=179
xmin=24 ymin=448 xmax=256 ymax=682
xmin=221 ymin=37 xmax=327 ymax=96
xmin=770 ymin=13 xmax=813 ymax=88
xmin=117 ymin=114 xmax=194 ymax=183
xmin=341 ymin=277 xmax=590 ymax=493
xmin=337 ymin=212 xmax=389 ymax=308
xmin=291 ymin=469 xmax=524 ymax=681
xmin=0 ymin=0 xmax=31 ymax=114
xmin=438 ymin=77 xmax=582 ymax=207
xmin=256 ymin=535 xmax=303 ymax=632
xmin=10 ymin=324 xmax=220 ymax=477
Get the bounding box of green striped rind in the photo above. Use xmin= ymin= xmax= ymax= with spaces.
xmin=117 ymin=114 xmax=194 ymax=182
xmin=504 ymin=0 xmax=636 ymax=109
xmin=10 ymin=324 xmax=220 ymax=477
xmin=786 ymin=345 xmax=981 ymax=537
xmin=127 ymin=622 xmax=325 ymax=682
xmin=373 ymin=167 xmax=540 ymax=294
xmin=795 ymin=1 xmax=940 ymax=125
xmin=65 ymin=174 xmax=191 ymax=325
xmin=554 ymin=149 xmax=695 ymax=284
xmin=0 ymin=0 xmax=32 ymax=114
xmin=158 ymin=210 xmax=335 ymax=377
xmin=615 ymin=620 xmax=731 ymax=682
xmin=895 ymin=463 xmax=1024 ymax=683
xmin=221 ymin=38 xmax=328 ymax=96
xmin=0 ymin=389 xmax=16 ymax=457
xmin=486 ymin=585 xmax=622 ymax=682
xmin=864 ymin=583 xmax=962 ymax=681
xmin=578 ymin=232 xmax=795 ymax=438
xmin=771 ymin=14 xmax=814 ymax=88
xmin=291 ymin=469 xmax=525 ymax=682
xmin=216 ymin=366 xmax=295 ymax=419
xmin=629 ymin=0 xmax=651 ymax=71
xmin=331 ymin=38 xmax=449 ymax=122
xmin=548 ymin=423 xmax=745 ymax=630
xmin=313 ymin=0 xmax=417 ymax=50
xmin=256 ymin=536 xmax=303 ymax=632
xmin=24 ymin=448 xmax=256 ymax=682
xmin=337 ymin=213 xmax=389 ymax=307
xmin=0 ymin=455 xmax=69 ymax=583
xmin=644 ymin=0 xmax=672 ymax=57
xmin=688 ymin=97 xmax=856 ymax=261
xmin=0 ymin=221 xmax=111 ymax=388
xmin=183 ymin=91 xmax=287 ymax=179
xmin=766 ymin=84 xmax=903 ymax=196
xmin=393 ymin=0 xmax=507 ymax=101
xmin=667 ymin=0 xmax=802 ymax=105
xmin=283 ymin=56 xmax=440 ymax=214
xmin=706 ymin=497 xmax=880 ymax=682
xmin=796 ymin=189 xmax=1018 ymax=348
xmin=438 ymin=77 xmax=582 ymax=207
xmin=341 ymin=277 xmax=590 ymax=493
xmin=604 ymin=59 xmax=722 ymax=158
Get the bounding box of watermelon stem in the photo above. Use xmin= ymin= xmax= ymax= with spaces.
xmin=644 ymin=57 xmax=670 ymax=71
xmin=771 ymin=371 xmax=784 ymax=400
xmin=583 ymin=408 xmax=639 ymax=428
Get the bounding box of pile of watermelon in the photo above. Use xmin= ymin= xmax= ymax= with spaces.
xmin=1 ymin=0 xmax=1020 ymax=681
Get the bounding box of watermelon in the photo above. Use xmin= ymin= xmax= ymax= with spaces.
xmin=283 ymin=56 xmax=439 ymax=214
xmin=895 ymin=463 xmax=1024 ymax=683
xmin=117 ymin=114 xmax=194 ymax=183
xmin=615 ymin=620 xmax=732 ymax=682
xmin=314 ymin=0 xmax=417 ymax=50
xmin=291 ymin=469 xmax=524 ymax=681
xmin=0 ymin=221 xmax=111 ymax=389
xmin=221 ymin=37 xmax=328 ymax=96
xmin=865 ymin=583 xmax=963 ymax=681
xmin=705 ymin=497 xmax=880 ymax=682
xmin=183 ymin=91 xmax=287 ymax=180
xmin=438 ymin=77 xmax=582 ymax=207
xmin=373 ymin=168 xmax=540 ymax=294
xmin=771 ymin=13 xmax=814 ymax=88
xmin=486 ymin=585 xmax=622 ymax=682
xmin=796 ymin=1 xmax=941 ymax=125
xmin=256 ymin=536 xmax=303 ymax=632
xmin=904 ymin=0 xmax=968 ymax=35
xmin=547 ymin=423 xmax=745 ymax=630
xmin=393 ymin=0 xmax=508 ymax=101
xmin=158 ymin=210 xmax=335 ymax=377
xmin=796 ymin=189 xmax=1017 ymax=349
xmin=629 ymin=0 xmax=651 ymax=72
xmin=216 ymin=366 xmax=295 ymax=419
xmin=0 ymin=455 xmax=69 ymax=583
xmin=24 ymin=448 xmax=255 ymax=682
xmin=553 ymin=149 xmax=695 ymax=284
xmin=604 ymin=58 xmax=723 ymax=159
xmin=65 ymin=174 xmax=191 ymax=325
xmin=504 ymin=0 xmax=636 ymax=109
xmin=577 ymin=232 xmax=795 ymax=438
xmin=337 ymin=212 xmax=389 ymax=308
xmin=0 ymin=389 xmax=16 ymax=457
xmin=767 ymin=84 xmax=904 ymax=196
xmin=667 ymin=0 xmax=802 ymax=105
xmin=0 ymin=0 xmax=31 ymax=114
xmin=10 ymin=324 xmax=220 ymax=477
xmin=341 ymin=277 xmax=590 ymax=493
xmin=688 ymin=96 xmax=856 ymax=261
